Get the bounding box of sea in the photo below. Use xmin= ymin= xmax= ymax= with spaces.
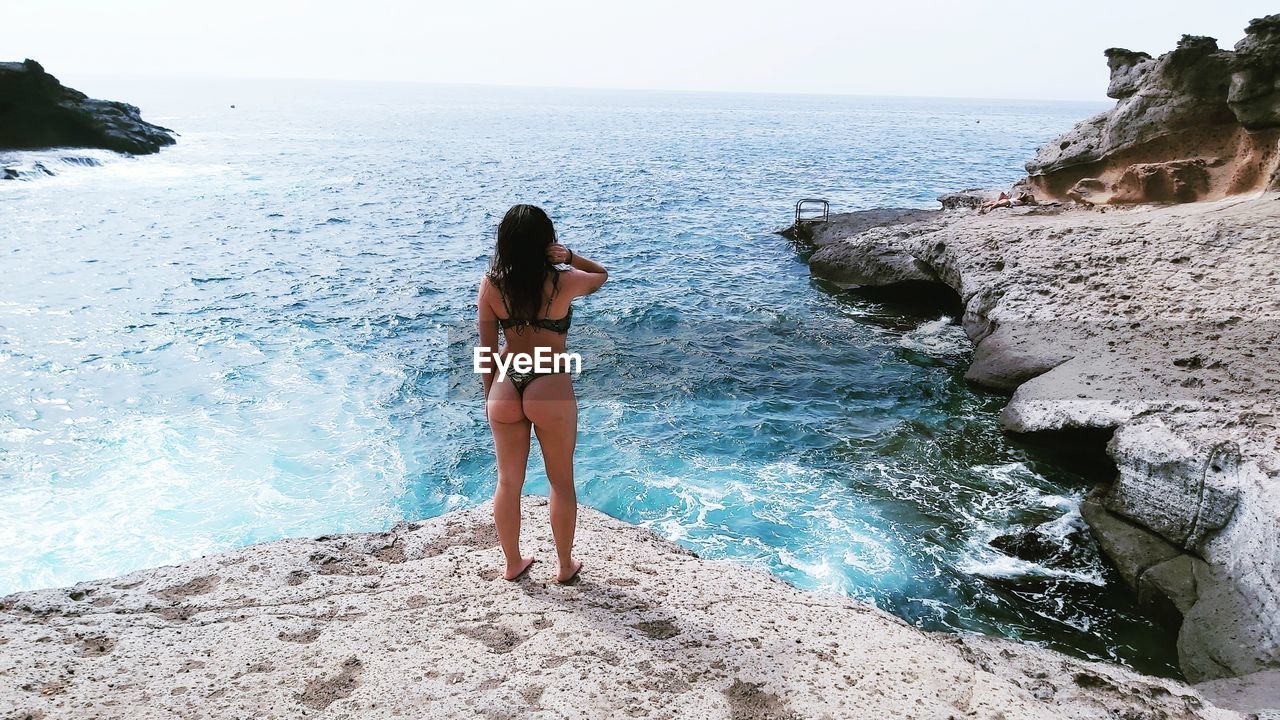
xmin=0 ymin=79 xmax=1178 ymax=674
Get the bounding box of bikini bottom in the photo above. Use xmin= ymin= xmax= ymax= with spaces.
xmin=508 ymin=370 xmax=561 ymax=396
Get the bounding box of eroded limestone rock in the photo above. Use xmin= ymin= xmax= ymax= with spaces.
xmin=1024 ymin=16 xmax=1280 ymax=203
xmin=803 ymin=195 xmax=1280 ymax=682
xmin=1229 ymin=15 xmax=1280 ymax=129
xmin=1104 ymin=421 xmax=1241 ymax=554
xmin=809 ymin=238 xmax=940 ymax=289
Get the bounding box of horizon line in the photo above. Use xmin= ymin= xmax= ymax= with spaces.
xmin=57 ymin=68 xmax=1115 ymax=106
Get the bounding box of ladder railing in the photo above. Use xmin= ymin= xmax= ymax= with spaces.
xmin=794 ymin=198 xmax=829 ymax=225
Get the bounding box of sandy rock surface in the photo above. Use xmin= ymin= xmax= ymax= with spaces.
xmin=0 ymin=498 xmax=1240 ymax=720
xmin=806 ymin=194 xmax=1280 ymax=683
xmin=1196 ymin=670 xmax=1280 ymax=720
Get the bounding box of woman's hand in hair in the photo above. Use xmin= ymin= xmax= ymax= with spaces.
xmin=546 ymin=243 xmax=571 ymax=264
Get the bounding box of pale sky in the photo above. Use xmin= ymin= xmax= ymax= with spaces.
xmin=3 ymin=0 xmax=1274 ymax=100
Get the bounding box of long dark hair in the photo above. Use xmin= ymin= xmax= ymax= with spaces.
xmin=487 ymin=204 xmax=558 ymax=322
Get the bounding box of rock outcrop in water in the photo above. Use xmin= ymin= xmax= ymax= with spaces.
xmin=1022 ymin=16 xmax=1280 ymax=204
xmin=0 ymin=498 xmax=1244 ymax=718
xmin=0 ymin=59 xmax=175 ymax=155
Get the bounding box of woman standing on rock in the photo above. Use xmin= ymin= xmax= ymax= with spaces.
xmin=476 ymin=204 xmax=608 ymax=583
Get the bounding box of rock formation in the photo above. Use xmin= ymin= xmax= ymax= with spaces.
xmin=0 ymin=59 xmax=175 ymax=155
xmin=798 ymin=21 xmax=1280 ymax=681
xmin=804 ymin=195 xmax=1280 ymax=685
xmin=0 ymin=499 xmax=1246 ymax=718
xmin=1022 ymin=16 xmax=1280 ymax=204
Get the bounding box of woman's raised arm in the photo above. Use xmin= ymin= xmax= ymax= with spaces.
xmin=547 ymin=243 xmax=607 ymax=296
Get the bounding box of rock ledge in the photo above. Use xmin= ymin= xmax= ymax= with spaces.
xmin=0 ymin=499 xmax=1241 ymax=719
xmin=806 ymin=194 xmax=1280 ymax=684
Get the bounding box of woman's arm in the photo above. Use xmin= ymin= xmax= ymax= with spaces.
xmin=547 ymin=243 xmax=607 ymax=295
xmin=476 ymin=277 xmax=499 ymax=400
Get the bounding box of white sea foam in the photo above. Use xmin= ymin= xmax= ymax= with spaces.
xmin=900 ymin=316 xmax=970 ymax=355
xmin=959 ymin=551 xmax=1105 ymax=586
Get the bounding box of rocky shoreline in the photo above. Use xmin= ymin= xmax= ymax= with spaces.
xmin=2 ymin=15 xmax=1277 ymax=720
xmin=794 ymin=16 xmax=1280 ymax=691
xmin=0 ymin=499 xmax=1248 ymax=719
xmin=803 ymin=195 xmax=1279 ymax=687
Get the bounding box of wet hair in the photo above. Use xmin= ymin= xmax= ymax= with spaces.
xmin=486 ymin=204 xmax=559 ymax=322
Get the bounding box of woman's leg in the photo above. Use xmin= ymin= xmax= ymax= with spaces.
xmin=487 ymin=377 xmax=535 ymax=580
xmin=521 ymin=373 xmax=581 ymax=582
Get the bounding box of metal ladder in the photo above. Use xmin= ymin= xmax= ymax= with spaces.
xmin=794 ymin=198 xmax=829 ymax=225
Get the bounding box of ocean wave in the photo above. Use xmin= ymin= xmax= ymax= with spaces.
xmin=1 ymin=149 xmax=117 ymax=182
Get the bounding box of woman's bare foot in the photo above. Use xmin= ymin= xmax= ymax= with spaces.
xmin=504 ymin=556 xmax=535 ymax=581
xmin=555 ymin=559 xmax=583 ymax=584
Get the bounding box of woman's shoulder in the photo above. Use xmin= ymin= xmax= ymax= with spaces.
xmin=478 ymin=272 xmax=504 ymax=304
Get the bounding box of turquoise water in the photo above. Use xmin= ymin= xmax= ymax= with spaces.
xmin=0 ymin=80 xmax=1176 ymax=673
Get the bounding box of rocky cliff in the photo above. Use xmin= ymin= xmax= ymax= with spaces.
xmin=1022 ymin=15 xmax=1280 ymax=204
xmin=0 ymin=499 xmax=1247 ymax=719
xmin=800 ymin=18 xmax=1280 ymax=683
xmin=805 ymin=195 xmax=1280 ymax=687
xmin=0 ymin=59 xmax=174 ymax=155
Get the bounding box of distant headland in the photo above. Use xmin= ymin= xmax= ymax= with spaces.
xmin=0 ymin=59 xmax=175 ymax=155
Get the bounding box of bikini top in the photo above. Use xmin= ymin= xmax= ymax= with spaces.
xmin=492 ymin=270 xmax=573 ymax=335
xmin=497 ymin=306 xmax=572 ymax=334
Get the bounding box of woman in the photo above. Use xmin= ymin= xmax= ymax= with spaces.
xmin=477 ymin=204 xmax=608 ymax=583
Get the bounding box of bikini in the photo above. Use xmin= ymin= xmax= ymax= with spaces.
xmin=494 ymin=274 xmax=573 ymax=395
